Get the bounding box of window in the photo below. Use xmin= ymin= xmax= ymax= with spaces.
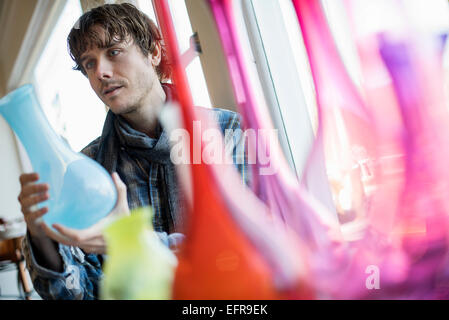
xmin=243 ymin=0 xmax=336 ymax=214
xmin=165 ymin=0 xmax=212 ymax=108
xmin=320 ymin=0 xmax=449 ymax=223
xmin=137 ymin=0 xmax=157 ymax=23
xmin=247 ymin=0 xmax=449 ymax=224
xmin=138 ymin=1 xmax=214 ymax=107
xmin=33 ymin=0 xmax=106 ymax=152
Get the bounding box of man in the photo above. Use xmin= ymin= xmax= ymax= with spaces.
xmin=18 ymin=3 xmax=248 ymax=299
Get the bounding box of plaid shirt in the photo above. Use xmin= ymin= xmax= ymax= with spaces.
xmin=22 ymin=107 xmax=249 ymax=300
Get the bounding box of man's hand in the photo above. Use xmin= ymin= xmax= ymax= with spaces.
xmin=18 ymin=173 xmax=50 ymax=239
xmin=40 ymin=172 xmax=130 ymax=254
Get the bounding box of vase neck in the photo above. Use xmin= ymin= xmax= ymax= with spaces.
xmin=0 ymin=85 xmax=76 ymax=165
xmin=104 ymin=208 xmax=154 ymax=252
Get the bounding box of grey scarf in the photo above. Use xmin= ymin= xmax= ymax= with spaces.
xmin=93 ymin=84 xmax=185 ymax=233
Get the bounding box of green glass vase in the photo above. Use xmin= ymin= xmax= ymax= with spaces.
xmin=100 ymin=207 xmax=177 ymax=300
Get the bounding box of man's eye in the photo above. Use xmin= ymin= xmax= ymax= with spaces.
xmin=109 ymin=49 xmax=120 ymax=57
xmin=85 ymin=61 xmax=95 ymax=70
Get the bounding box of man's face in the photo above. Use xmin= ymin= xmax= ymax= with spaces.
xmin=79 ymin=26 xmax=160 ymax=115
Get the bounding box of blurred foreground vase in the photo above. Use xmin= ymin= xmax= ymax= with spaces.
xmin=0 ymin=84 xmax=117 ymax=229
xmin=101 ymin=207 xmax=177 ymax=300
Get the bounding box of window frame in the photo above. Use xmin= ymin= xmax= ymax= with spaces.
xmin=240 ymin=0 xmax=336 ymax=214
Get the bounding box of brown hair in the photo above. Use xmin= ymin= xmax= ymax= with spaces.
xmin=67 ymin=3 xmax=171 ymax=80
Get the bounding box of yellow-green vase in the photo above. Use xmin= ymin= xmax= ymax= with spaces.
xmin=100 ymin=207 xmax=177 ymax=300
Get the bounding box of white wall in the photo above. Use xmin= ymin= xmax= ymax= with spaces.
xmin=0 ymin=116 xmax=25 ymax=229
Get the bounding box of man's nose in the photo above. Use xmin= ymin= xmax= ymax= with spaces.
xmin=95 ymin=57 xmax=113 ymax=80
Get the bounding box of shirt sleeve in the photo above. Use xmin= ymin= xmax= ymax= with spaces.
xmin=22 ymin=233 xmax=103 ymax=300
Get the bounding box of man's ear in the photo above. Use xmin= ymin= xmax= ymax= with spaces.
xmin=151 ymin=41 xmax=162 ymax=67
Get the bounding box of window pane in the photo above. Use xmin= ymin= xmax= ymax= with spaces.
xmin=249 ymin=0 xmax=336 ymax=215
xmin=34 ymin=0 xmax=106 ymax=152
xmin=138 ymin=1 xmax=212 ymax=108
xmin=167 ymin=0 xmax=212 ymax=108
xmin=137 ymin=0 xmax=158 ymax=24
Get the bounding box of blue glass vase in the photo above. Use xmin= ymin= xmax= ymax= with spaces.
xmin=0 ymin=84 xmax=117 ymax=230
